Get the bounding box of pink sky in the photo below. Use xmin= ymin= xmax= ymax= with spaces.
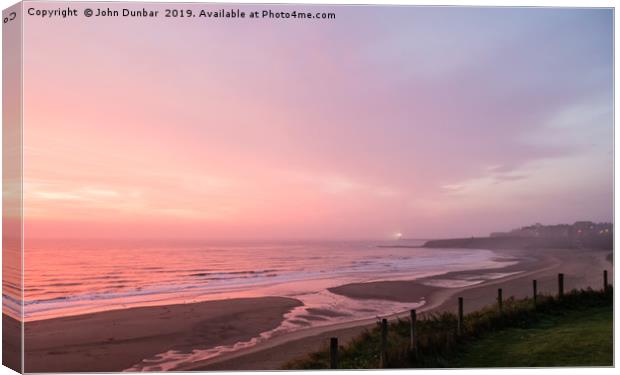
xmin=20 ymin=4 xmax=613 ymax=240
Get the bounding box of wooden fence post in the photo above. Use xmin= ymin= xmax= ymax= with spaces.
xmin=558 ymin=273 xmax=564 ymax=298
xmin=380 ymin=318 xmax=388 ymax=368
xmin=457 ymin=297 xmax=464 ymax=336
xmin=532 ymin=279 xmax=537 ymax=306
xmin=497 ymin=288 xmax=503 ymax=313
xmin=410 ymin=309 xmax=417 ymax=354
xmin=330 ymin=337 xmax=338 ymax=369
xmin=604 ymin=270 xmax=608 ymax=292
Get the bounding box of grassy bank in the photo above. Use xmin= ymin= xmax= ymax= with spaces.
xmin=450 ymin=306 xmax=612 ymax=367
xmin=284 ymin=287 xmax=613 ymax=369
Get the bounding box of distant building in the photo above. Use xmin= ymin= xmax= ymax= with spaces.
xmin=489 ymin=221 xmax=612 ymax=248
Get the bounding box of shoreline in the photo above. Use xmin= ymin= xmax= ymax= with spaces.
xmin=18 ymin=247 xmax=612 ymax=372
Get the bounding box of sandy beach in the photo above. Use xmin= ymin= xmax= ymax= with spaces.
xmin=2 ymin=314 xmax=21 ymax=372
xmin=19 ymin=247 xmax=612 ymax=372
xmin=22 ymin=297 xmax=300 ymax=372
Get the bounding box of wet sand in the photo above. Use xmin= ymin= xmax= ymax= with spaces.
xmin=190 ymin=248 xmax=612 ymax=370
xmin=328 ymin=281 xmax=441 ymax=302
xmin=21 ymin=297 xmax=301 ymax=372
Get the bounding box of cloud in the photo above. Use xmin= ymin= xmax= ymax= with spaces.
xmin=29 ymin=184 xmax=122 ymax=202
xmin=493 ymin=174 xmax=528 ymax=184
xmin=441 ymin=184 xmax=464 ymax=192
xmin=441 ymin=168 xmax=529 ymax=196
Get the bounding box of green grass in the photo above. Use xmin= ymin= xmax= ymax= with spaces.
xmin=450 ymin=306 xmax=613 ymax=367
xmin=283 ymin=288 xmax=613 ymax=369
